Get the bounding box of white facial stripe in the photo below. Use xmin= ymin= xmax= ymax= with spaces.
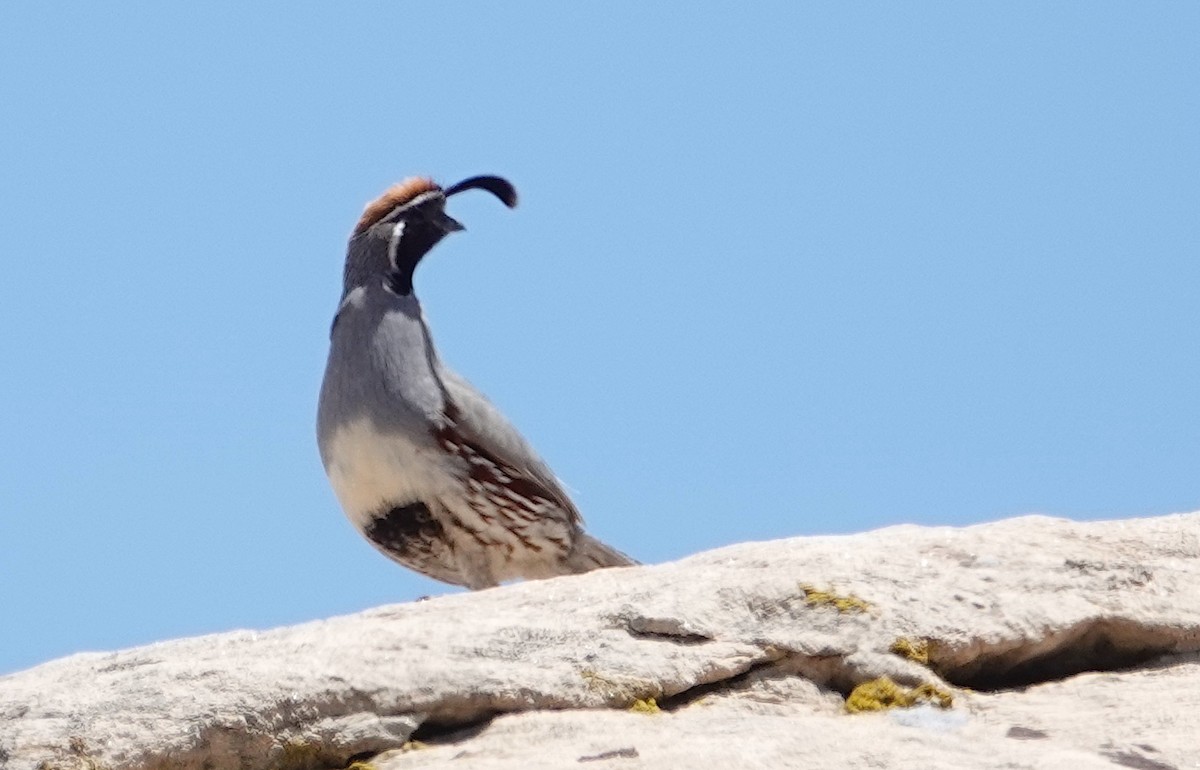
xmin=406 ymin=191 xmax=442 ymax=209
xmin=387 ymin=220 xmax=406 ymax=272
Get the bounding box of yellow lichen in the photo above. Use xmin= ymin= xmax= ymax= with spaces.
xmin=346 ymin=762 xmax=379 ymax=770
xmin=581 ymin=669 xmax=656 ymax=702
xmin=889 ymin=637 xmax=930 ymax=665
xmin=799 ymin=584 xmax=871 ymax=613
xmin=844 ymin=677 xmax=953 ymax=713
xmin=628 ymin=697 xmax=661 ymax=714
xmin=275 ymin=740 xmax=331 ymax=770
xmin=400 ymin=740 xmax=428 ymax=752
xmin=913 ymin=683 xmax=953 ymax=709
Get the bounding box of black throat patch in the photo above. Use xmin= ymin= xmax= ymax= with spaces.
xmin=383 ymin=218 xmax=449 ymax=297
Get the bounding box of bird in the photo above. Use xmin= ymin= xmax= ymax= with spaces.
xmin=317 ymin=174 xmax=637 ymax=590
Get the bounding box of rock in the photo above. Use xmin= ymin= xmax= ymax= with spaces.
xmin=2 ymin=512 xmax=1198 ymax=770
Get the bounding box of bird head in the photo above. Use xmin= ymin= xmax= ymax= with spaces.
xmin=344 ymin=175 xmax=518 ymax=296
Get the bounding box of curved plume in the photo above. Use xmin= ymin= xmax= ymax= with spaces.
xmin=444 ymin=175 xmax=518 ymax=208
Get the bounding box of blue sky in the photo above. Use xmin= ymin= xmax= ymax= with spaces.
xmin=1 ymin=3 xmax=1197 ymax=675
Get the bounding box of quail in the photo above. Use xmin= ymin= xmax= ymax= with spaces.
xmin=317 ymin=175 xmax=636 ymax=590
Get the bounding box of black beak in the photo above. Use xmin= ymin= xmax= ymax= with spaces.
xmin=434 ymin=210 xmax=466 ymax=233
xmin=444 ymin=175 xmax=519 ymax=208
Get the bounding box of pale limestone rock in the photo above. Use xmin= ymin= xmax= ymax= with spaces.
xmin=1 ymin=512 xmax=1197 ymax=770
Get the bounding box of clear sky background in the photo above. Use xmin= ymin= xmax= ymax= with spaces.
xmin=1 ymin=3 xmax=1197 ymax=675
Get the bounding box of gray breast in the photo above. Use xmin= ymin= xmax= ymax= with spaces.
xmin=317 ymin=286 xmax=454 ymax=526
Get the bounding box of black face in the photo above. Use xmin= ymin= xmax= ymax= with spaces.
xmin=371 ymin=176 xmax=519 ymax=297
xmin=377 ymin=192 xmax=463 ymax=296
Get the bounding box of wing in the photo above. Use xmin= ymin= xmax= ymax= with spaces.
xmin=434 ymin=366 xmax=584 ymax=530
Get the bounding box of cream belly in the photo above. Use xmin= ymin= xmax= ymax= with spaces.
xmin=322 ymin=417 xmax=451 ymax=529
xmin=323 ymin=417 xmax=578 ymax=586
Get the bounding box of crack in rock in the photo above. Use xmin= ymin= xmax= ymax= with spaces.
xmin=617 ymin=613 xmax=714 ymax=645
xmin=927 ymin=618 xmax=1199 ymax=691
xmin=577 ymin=747 xmax=640 ymax=762
xmin=1100 ymin=748 xmax=1179 ymax=770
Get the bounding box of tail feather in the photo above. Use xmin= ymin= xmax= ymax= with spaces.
xmin=566 ymin=533 xmax=639 ymax=573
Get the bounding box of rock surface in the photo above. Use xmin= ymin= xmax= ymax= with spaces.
xmin=2 ymin=513 xmax=1198 ymax=770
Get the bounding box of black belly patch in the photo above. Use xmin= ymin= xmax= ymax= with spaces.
xmin=365 ymin=501 xmax=444 ymax=553
xmin=363 ymin=501 xmax=466 ymax=586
